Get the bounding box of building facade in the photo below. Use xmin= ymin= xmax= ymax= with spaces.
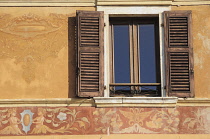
xmin=0 ymin=0 xmax=210 ymax=138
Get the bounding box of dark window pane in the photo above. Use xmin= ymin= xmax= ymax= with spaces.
xmin=139 ymin=24 xmax=157 ymax=90
xmin=114 ymin=25 xmax=130 ymax=86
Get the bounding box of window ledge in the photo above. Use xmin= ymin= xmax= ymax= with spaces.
xmin=178 ymin=98 xmax=210 ymax=106
xmin=0 ymin=98 xmax=95 ymax=107
xmin=94 ymin=97 xmax=178 ymax=107
xmin=1 ymin=98 xmax=210 ymax=107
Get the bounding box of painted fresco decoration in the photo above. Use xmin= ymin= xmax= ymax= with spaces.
xmin=0 ymin=108 xmax=23 ymax=135
xmin=0 ymin=13 xmax=61 ymax=38
xmin=0 ymin=13 xmax=69 ymax=83
xmin=20 ymin=110 xmax=34 ymax=134
xmin=119 ymin=108 xmax=153 ymax=126
xmin=30 ymin=107 xmax=90 ymax=134
xmin=93 ymin=108 xmax=123 ymax=134
xmin=0 ymin=107 xmax=91 ymax=135
xmin=183 ymin=107 xmax=210 ymax=133
xmin=117 ymin=108 xmax=157 ymax=133
xmin=146 ymin=108 xmax=180 ymax=133
xmin=0 ymin=106 xmax=210 ymax=136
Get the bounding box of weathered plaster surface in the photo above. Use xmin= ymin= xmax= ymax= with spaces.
xmin=0 ymin=7 xmax=95 ymax=99
xmin=172 ymin=5 xmax=210 ymax=98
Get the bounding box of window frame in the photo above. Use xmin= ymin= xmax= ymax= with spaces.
xmin=109 ymin=17 xmax=161 ymax=97
xmin=96 ymin=6 xmax=170 ymax=97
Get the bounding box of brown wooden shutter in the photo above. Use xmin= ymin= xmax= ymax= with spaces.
xmin=76 ymin=11 xmax=104 ymax=97
xmin=164 ymin=11 xmax=194 ymax=97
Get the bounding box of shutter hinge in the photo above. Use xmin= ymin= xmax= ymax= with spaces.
xmin=104 ymin=85 xmax=106 ymax=90
xmin=161 ymin=23 xmax=164 ymax=27
xmin=104 ymin=23 xmax=106 ymax=27
xmin=77 ymin=67 xmax=80 ymax=76
xmin=164 ymin=86 xmax=166 ymax=89
xmin=190 ymin=68 xmax=194 ymax=73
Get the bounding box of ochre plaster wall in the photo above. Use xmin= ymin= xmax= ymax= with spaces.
xmin=172 ymin=5 xmax=210 ymax=98
xmin=1 ymin=5 xmax=209 ymax=99
xmin=0 ymin=7 xmax=95 ymax=99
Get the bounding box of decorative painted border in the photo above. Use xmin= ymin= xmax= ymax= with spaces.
xmin=0 ymin=106 xmax=209 ymax=135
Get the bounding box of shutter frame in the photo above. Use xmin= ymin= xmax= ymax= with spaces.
xmin=76 ymin=10 xmax=104 ymax=97
xmin=164 ymin=10 xmax=194 ymax=98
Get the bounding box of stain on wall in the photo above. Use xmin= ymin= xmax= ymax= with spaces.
xmin=172 ymin=5 xmax=210 ymax=98
xmin=0 ymin=7 xmax=95 ymax=99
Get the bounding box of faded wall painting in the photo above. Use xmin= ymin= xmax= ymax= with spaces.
xmin=0 ymin=7 xmax=95 ymax=99
xmin=0 ymin=106 xmax=209 ymax=136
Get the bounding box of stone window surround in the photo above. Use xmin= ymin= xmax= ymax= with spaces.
xmin=96 ymin=6 xmax=174 ymax=105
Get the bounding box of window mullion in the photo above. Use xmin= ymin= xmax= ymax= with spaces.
xmin=110 ymin=24 xmax=114 ymax=85
xmin=133 ymin=23 xmax=139 ymax=84
xmin=129 ymin=23 xmax=134 ymax=84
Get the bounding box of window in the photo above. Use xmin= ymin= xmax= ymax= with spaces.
xmin=109 ymin=17 xmax=161 ymax=97
xmin=76 ymin=10 xmax=194 ymax=98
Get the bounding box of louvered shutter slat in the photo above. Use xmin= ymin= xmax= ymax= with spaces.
xmin=169 ymin=16 xmax=188 ymax=48
xmin=77 ymin=11 xmax=104 ymax=97
xmin=170 ymin=52 xmax=190 ymax=92
xmin=164 ymin=11 xmax=194 ymax=97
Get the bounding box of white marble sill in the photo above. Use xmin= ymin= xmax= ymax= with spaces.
xmin=94 ymin=97 xmax=178 ymax=107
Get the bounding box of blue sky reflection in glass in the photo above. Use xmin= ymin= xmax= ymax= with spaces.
xmin=114 ymin=25 xmax=130 ymax=90
xmin=139 ymin=24 xmax=157 ymax=91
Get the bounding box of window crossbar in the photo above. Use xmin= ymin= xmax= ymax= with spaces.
xmin=110 ymin=83 xmax=160 ymax=86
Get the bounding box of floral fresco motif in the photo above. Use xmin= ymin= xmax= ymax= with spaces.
xmin=146 ymin=108 xmax=180 ymax=133
xmin=120 ymin=108 xmax=153 ymax=126
xmin=118 ymin=108 xmax=157 ymax=133
xmin=57 ymin=112 xmax=67 ymax=121
xmin=93 ymin=108 xmax=123 ymax=134
xmin=183 ymin=107 xmax=210 ymax=133
xmin=93 ymin=108 xmax=180 ymax=134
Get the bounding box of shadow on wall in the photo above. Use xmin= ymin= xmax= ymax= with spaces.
xmin=68 ymin=17 xmax=76 ymax=98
